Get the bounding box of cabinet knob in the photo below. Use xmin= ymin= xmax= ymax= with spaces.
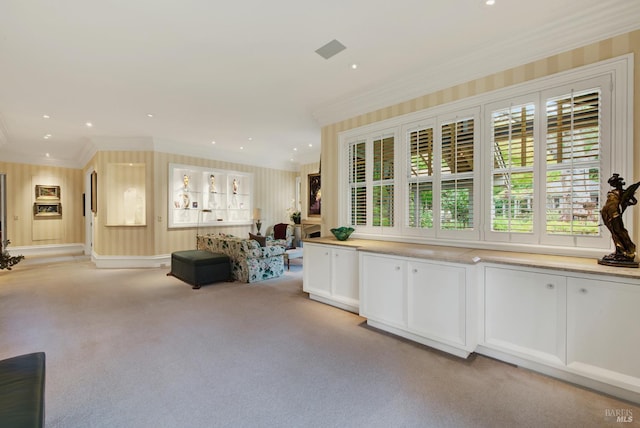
xmin=395 ymin=266 xmax=400 ymax=271
xmin=546 ymin=283 xmax=554 ymax=290
xmin=324 ymin=252 xmax=329 ymax=256
xmin=579 ymin=288 xmax=588 ymax=294
xmin=413 ymin=268 xmax=418 ymax=273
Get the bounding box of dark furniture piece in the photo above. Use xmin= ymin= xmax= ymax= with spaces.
xmin=0 ymin=352 xmax=46 ymax=428
xmin=169 ymin=250 xmax=231 ymax=289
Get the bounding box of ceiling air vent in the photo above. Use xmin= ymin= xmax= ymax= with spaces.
xmin=315 ymin=39 xmax=346 ymax=60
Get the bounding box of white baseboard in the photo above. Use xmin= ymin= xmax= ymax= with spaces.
xmin=308 ymin=293 xmax=359 ymax=314
xmin=7 ymin=244 xmax=174 ymax=269
xmin=92 ymin=252 xmax=171 ymax=269
xmin=7 ymin=243 xmax=85 ymax=262
xmin=8 ymin=243 xmax=84 ymax=257
xmin=476 ymin=345 xmax=640 ymax=404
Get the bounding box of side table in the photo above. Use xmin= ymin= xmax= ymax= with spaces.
xmin=284 ymin=248 xmax=304 ymax=270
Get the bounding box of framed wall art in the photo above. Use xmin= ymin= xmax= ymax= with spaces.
xmin=35 ymin=185 xmax=60 ymax=201
xmin=34 ymin=202 xmax=62 ymax=218
xmin=308 ymin=173 xmax=321 ymax=217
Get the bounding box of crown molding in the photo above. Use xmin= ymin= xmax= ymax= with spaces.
xmin=312 ymin=4 xmax=640 ymax=127
xmin=152 ymin=138 xmax=300 ymax=172
xmin=0 ymin=151 xmax=82 ymax=169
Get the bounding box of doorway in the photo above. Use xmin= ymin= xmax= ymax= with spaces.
xmin=0 ymin=173 xmax=6 ymax=252
xmin=84 ymin=170 xmax=94 ymax=256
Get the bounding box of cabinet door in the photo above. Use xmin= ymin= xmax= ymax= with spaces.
xmin=408 ymin=260 xmax=466 ymax=346
xmin=567 ymin=278 xmax=640 ymax=382
xmin=360 ymin=254 xmax=405 ymax=327
xmin=484 ymin=267 xmax=566 ymax=364
xmin=303 ymin=244 xmax=331 ymax=296
xmin=331 ymin=248 xmax=358 ymax=303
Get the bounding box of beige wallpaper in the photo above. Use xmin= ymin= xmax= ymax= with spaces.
xmin=320 ymin=29 xmax=640 ymax=244
xmin=299 ymin=162 xmax=320 ymax=224
xmin=0 ymin=161 xmax=84 ymax=247
xmin=153 ymin=152 xmax=297 ymax=256
xmin=2 ymin=152 xmax=298 ymax=257
xmin=92 ymin=151 xmax=156 ymax=256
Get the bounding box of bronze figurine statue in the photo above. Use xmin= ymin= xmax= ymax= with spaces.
xmin=599 ymin=174 xmax=640 ymax=267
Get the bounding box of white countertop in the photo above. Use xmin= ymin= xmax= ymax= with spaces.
xmin=304 ymin=236 xmax=640 ymax=280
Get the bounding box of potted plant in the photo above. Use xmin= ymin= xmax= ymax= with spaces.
xmin=1 ymin=240 xmax=24 ymax=270
xmin=290 ymin=210 xmax=301 ymax=224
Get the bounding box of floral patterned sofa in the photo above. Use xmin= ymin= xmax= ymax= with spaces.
xmin=196 ymin=233 xmax=285 ymax=283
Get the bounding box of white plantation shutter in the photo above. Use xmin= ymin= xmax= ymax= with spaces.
xmin=440 ymin=118 xmax=474 ymax=230
xmin=349 ymin=141 xmax=367 ymax=226
xmin=407 ymin=126 xmax=434 ymax=228
xmin=545 ymin=89 xmax=601 ymax=236
xmin=339 ymin=58 xmax=624 ymax=253
xmin=490 ymin=103 xmax=535 ymax=233
xmin=372 ymin=135 xmax=394 ymax=227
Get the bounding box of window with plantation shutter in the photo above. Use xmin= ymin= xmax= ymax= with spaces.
xmin=490 ymin=103 xmax=535 ymax=233
xmin=339 ymin=56 xmax=627 ymax=255
xmin=349 ymin=141 xmax=367 ymax=226
xmin=346 ymin=131 xmax=396 ymax=232
xmin=407 ymin=126 xmax=434 ymax=229
xmin=372 ymin=136 xmax=394 ymax=227
xmin=440 ymin=118 xmax=474 ymax=230
xmin=545 ymin=89 xmax=601 ymax=236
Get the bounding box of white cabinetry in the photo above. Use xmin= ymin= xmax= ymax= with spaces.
xmin=359 ymin=253 xmax=405 ymax=328
xmin=481 ymin=265 xmax=640 ymax=400
xmin=567 ymin=277 xmax=640 ymax=393
xmin=303 ymin=243 xmax=358 ymax=313
xmin=360 ymin=252 xmax=474 ymax=358
xmin=483 ymin=267 xmax=566 ymax=365
xmin=408 ymin=259 xmax=467 ymax=347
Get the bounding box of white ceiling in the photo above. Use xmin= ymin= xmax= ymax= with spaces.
xmin=1 ymin=1 xmax=639 ymax=171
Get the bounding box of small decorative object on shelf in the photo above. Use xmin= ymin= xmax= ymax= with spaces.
xmin=209 ymin=174 xmax=216 ymax=193
xmin=330 ymin=227 xmax=355 ymax=241
xmin=1 ymin=240 xmax=24 ymax=270
xmin=599 ymin=173 xmax=640 ymax=268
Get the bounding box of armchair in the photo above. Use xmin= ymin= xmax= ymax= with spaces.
xmin=266 ymin=223 xmax=294 ymax=248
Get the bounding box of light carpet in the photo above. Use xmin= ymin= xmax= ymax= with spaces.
xmin=0 ymin=258 xmax=638 ymax=427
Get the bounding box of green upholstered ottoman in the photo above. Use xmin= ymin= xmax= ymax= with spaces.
xmin=0 ymin=352 xmax=46 ymax=428
xmin=170 ymin=250 xmax=231 ymax=289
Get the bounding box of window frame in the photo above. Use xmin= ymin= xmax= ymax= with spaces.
xmin=435 ymin=108 xmax=480 ymax=241
xmin=343 ymin=128 xmax=401 ymax=236
xmin=337 ymin=54 xmax=632 ymax=258
xmin=484 ymin=94 xmax=538 ymax=244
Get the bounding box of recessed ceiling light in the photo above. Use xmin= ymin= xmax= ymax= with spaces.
xmin=485 ymin=0 xmax=495 ymax=5
xmin=293 ymin=148 xmax=297 ymax=151
xmin=43 ymin=134 xmax=51 ymax=139
xmin=308 ymin=144 xmax=313 ymax=147
xmin=86 ymin=122 xmax=93 ymax=127
xmin=240 ymin=146 xmax=244 ymax=150
xmin=42 ymin=114 xmax=50 ymax=119
xmin=45 ymin=153 xmax=50 ymax=157
xmin=147 ymin=113 xmax=154 ymax=118
xmin=351 ymin=64 xmax=358 ymax=70
xmin=211 ymin=140 xmax=216 ymax=145
xmin=248 ymin=137 xmax=252 ymax=141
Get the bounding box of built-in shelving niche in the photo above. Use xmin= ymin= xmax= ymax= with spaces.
xmin=168 ymin=163 xmax=253 ymax=228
